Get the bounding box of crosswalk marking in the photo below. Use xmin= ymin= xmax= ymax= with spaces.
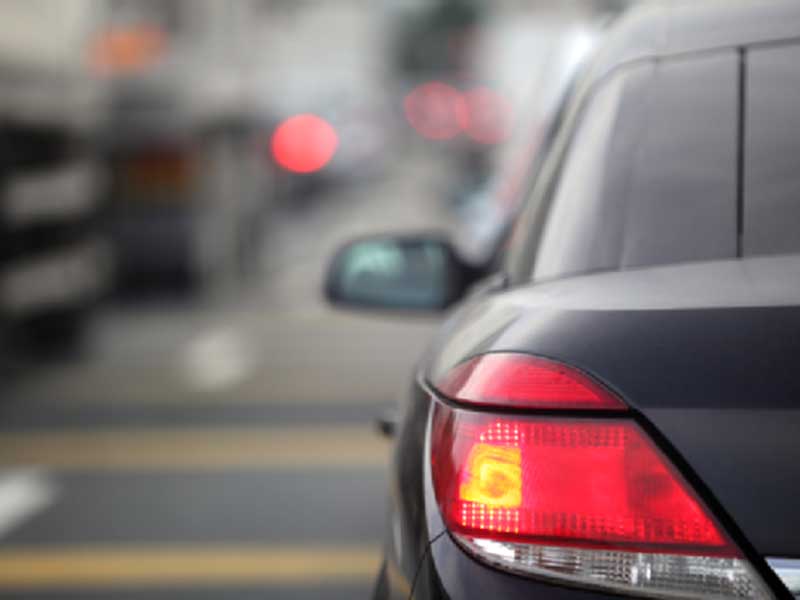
xmin=0 ymin=469 xmax=56 ymax=539
xmin=180 ymin=327 xmax=257 ymax=392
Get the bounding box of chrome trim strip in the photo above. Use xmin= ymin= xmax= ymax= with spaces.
xmin=767 ymin=557 xmax=800 ymax=597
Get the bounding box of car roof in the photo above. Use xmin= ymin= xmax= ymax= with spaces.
xmin=586 ymin=0 xmax=800 ymax=84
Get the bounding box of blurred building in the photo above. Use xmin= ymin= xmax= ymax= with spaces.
xmin=0 ymin=0 xmax=110 ymax=347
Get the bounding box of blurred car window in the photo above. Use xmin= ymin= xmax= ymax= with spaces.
xmin=744 ymin=44 xmax=800 ymax=256
xmin=523 ymin=52 xmax=740 ymax=283
xmin=453 ymin=20 xmax=600 ymax=270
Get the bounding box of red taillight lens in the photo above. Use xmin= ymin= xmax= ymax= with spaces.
xmin=120 ymin=147 xmax=196 ymax=196
xmin=431 ymin=404 xmax=733 ymax=554
xmin=429 ymin=354 xmax=774 ymax=598
xmin=436 ymin=354 xmax=626 ymax=410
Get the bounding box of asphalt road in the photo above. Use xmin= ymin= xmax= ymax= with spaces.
xmin=0 ymin=151 xmax=454 ymax=598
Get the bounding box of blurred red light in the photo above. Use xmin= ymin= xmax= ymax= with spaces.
xmin=403 ymin=82 xmax=467 ymax=140
xmin=462 ymin=87 xmax=511 ymax=145
xmin=89 ymin=25 xmax=167 ymax=75
xmin=271 ymin=114 xmax=339 ymax=174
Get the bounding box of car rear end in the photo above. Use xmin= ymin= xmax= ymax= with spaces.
xmin=103 ymin=88 xmax=202 ymax=285
xmin=407 ymin=254 xmax=800 ymax=600
xmin=96 ymin=1 xmax=273 ymax=290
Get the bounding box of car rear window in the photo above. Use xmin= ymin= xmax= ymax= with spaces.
xmin=526 ymin=52 xmax=740 ymax=283
xmin=744 ymin=44 xmax=800 ymax=256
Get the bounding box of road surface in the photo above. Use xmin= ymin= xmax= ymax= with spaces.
xmin=0 ymin=150 xmax=455 ymax=599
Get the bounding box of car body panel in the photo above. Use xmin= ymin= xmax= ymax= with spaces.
xmin=429 ymin=254 xmax=800 ymax=378
xmin=418 ymin=255 xmax=800 ymax=563
xmin=376 ymin=255 xmax=800 ymax=597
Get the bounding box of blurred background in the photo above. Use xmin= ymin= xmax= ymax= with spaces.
xmin=0 ymin=0 xmax=625 ymax=597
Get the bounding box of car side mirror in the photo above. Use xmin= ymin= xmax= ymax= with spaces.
xmin=324 ymin=233 xmax=477 ymax=312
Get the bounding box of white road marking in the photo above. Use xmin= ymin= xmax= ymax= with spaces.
xmin=0 ymin=469 xmax=57 ymax=539
xmin=179 ymin=328 xmax=257 ymax=392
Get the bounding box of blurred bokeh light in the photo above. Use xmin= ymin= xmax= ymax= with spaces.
xmin=271 ymin=114 xmax=339 ymax=174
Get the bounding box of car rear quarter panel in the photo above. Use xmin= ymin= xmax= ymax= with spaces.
xmin=423 ymin=259 xmax=800 ymax=562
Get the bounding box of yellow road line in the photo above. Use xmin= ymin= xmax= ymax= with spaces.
xmin=386 ymin=557 xmax=413 ymax=597
xmin=0 ymin=427 xmax=389 ymax=471
xmin=0 ymin=544 xmax=381 ymax=588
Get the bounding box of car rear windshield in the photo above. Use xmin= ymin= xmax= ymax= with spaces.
xmin=744 ymin=43 xmax=800 ymax=256
xmin=524 ymin=51 xmax=741 ymax=283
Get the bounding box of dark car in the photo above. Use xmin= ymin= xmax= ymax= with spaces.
xmin=96 ymin=0 xmax=273 ymax=290
xmin=325 ymin=1 xmax=800 ymax=599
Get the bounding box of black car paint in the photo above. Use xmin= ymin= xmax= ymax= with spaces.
xmin=374 ymin=256 xmax=799 ymax=600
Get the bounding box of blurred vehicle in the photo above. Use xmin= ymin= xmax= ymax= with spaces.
xmin=251 ymin=1 xmax=393 ymax=201
xmin=451 ymin=9 xmax=606 ymax=267
xmin=266 ymin=81 xmax=391 ymax=200
xmin=389 ymin=0 xmax=483 ymax=84
xmin=0 ymin=1 xmax=110 ymax=347
xmin=396 ymin=3 xmax=620 ymax=262
xmin=388 ymin=0 xmax=494 ymax=190
xmin=325 ymin=1 xmax=800 ymax=599
xmin=95 ymin=0 xmax=273 ymax=289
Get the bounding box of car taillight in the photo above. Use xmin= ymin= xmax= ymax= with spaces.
xmin=437 ymin=353 xmax=626 ymax=410
xmin=430 ymin=353 xmax=774 ymax=599
xmin=120 ymin=147 xmax=196 ymax=195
